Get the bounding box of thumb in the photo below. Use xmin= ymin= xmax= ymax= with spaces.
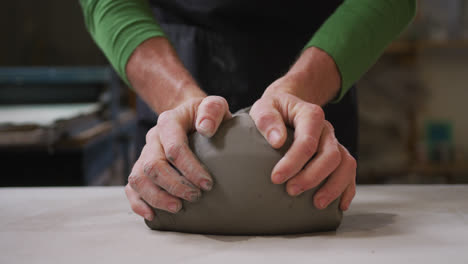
xmin=195 ymin=96 xmax=232 ymax=137
xmin=250 ymin=97 xmax=287 ymax=149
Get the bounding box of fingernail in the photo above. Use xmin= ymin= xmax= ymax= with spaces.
xmin=317 ymin=197 xmax=328 ymax=209
xmin=144 ymin=213 xmax=154 ymax=221
xmin=168 ymin=202 xmax=180 ymax=213
xmin=268 ymin=129 xmax=281 ymax=145
xmin=185 ymin=190 xmax=201 ymax=202
xmin=199 ymin=119 xmax=214 ymax=134
xmin=200 ymin=180 xmax=213 ymax=191
xmin=288 ymin=184 xmax=303 ymax=196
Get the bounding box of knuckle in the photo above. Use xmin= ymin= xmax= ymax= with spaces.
xmin=346 ymin=154 xmax=357 ymax=170
xmin=164 ymin=142 xmax=185 ymax=163
xmin=211 ymin=95 xmax=228 ymax=106
xmin=300 ymin=135 xmax=319 ymax=157
xmin=251 ymin=98 xmax=270 ymax=114
xmin=324 ymin=120 xmax=335 ymax=132
xmin=256 ymin=111 xmax=278 ymax=131
xmin=306 ymin=104 xmax=325 ymax=121
xmin=143 ymin=160 xmax=164 ymax=179
xmin=265 ymin=92 xmax=282 ymax=102
xmin=330 ymin=147 xmax=342 ymax=167
xmin=204 ymin=96 xmax=226 ymax=113
xmin=157 ymin=111 xmax=172 ymax=126
xmin=128 ymin=173 xmax=143 ymax=190
xmin=124 ymin=184 xmax=132 ymax=196
xmin=250 ymin=100 xmax=262 ymax=113
xmin=145 ymin=127 xmax=158 ymax=143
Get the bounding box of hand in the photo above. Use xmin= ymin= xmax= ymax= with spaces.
xmin=125 ymin=96 xmax=232 ymax=220
xmin=250 ymin=91 xmax=356 ymax=211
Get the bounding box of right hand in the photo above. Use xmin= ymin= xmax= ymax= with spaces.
xmin=125 ymin=96 xmax=232 ymax=221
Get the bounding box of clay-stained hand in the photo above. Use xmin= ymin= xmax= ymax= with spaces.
xmin=125 ymin=96 xmax=231 ymax=220
xmin=250 ymin=92 xmax=356 ymax=211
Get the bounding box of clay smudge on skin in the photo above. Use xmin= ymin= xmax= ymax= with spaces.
xmin=182 ymin=189 xmax=201 ymax=202
xmin=180 ymin=179 xmax=196 ymax=188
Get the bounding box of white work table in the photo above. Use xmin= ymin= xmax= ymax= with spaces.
xmin=1 ymin=185 xmax=467 ymax=263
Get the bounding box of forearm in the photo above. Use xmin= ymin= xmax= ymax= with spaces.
xmin=80 ymin=0 xmax=165 ymax=85
xmin=80 ymin=0 xmax=204 ymax=113
xmin=279 ymin=0 xmax=416 ymax=104
xmin=126 ymin=37 xmax=206 ymax=113
xmin=264 ymin=47 xmax=340 ymax=107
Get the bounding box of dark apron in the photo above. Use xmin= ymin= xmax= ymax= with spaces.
xmin=136 ymin=1 xmax=358 ymax=159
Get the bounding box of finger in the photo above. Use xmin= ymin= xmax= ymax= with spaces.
xmin=141 ymin=142 xmax=201 ymax=202
xmin=285 ymin=122 xmax=341 ymax=196
xmin=125 ymin=184 xmax=155 ymax=221
xmin=340 ymin=182 xmax=356 ymax=211
xmin=143 ymin=127 xmax=202 ymax=200
xmin=195 ymin=96 xmax=232 ymax=137
xmin=313 ymin=144 xmax=357 ymax=210
xmin=250 ymin=99 xmax=288 ymax=148
xmin=271 ymin=104 xmax=325 ymax=184
xmin=128 ymin=162 xmax=182 ymax=213
xmin=158 ymin=112 xmax=213 ymax=191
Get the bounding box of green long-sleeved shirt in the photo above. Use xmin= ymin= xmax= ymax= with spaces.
xmin=80 ymin=0 xmax=416 ymax=102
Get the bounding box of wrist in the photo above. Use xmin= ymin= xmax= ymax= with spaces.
xmin=264 ymin=46 xmax=341 ymax=106
xmin=170 ymin=79 xmax=206 ymax=110
xmin=126 ymin=37 xmax=206 ymax=113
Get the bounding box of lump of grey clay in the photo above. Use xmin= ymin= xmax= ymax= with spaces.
xmin=145 ymin=110 xmax=342 ymax=235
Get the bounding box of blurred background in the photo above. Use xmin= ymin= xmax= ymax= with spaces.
xmin=1 ymin=0 xmax=467 ymax=187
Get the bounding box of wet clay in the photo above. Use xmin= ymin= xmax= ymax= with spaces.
xmin=145 ymin=110 xmax=342 ymax=235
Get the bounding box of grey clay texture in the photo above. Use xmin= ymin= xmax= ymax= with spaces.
xmin=145 ymin=110 xmax=342 ymax=235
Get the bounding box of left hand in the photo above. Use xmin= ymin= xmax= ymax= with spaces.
xmin=250 ymin=80 xmax=356 ymax=211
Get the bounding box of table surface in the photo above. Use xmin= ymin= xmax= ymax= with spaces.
xmin=0 ymin=103 xmax=99 ymax=126
xmin=1 ymin=185 xmax=467 ymax=264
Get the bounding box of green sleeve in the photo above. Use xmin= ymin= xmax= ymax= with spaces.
xmin=79 ymin=0 xmax=166 ymax=85
xmin=305 ymin=0 xmax=417 ymax=102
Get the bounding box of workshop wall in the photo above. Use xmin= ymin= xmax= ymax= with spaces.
xmin=418 ymin=49 xmax=468 ymax=153
xmin=0 ymin=0 xmax=131 ymax=187
xmin=357 ymin=0 xmax=468 ymax=183
xmin=1 ymin=0 xmax=107 ymax=66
